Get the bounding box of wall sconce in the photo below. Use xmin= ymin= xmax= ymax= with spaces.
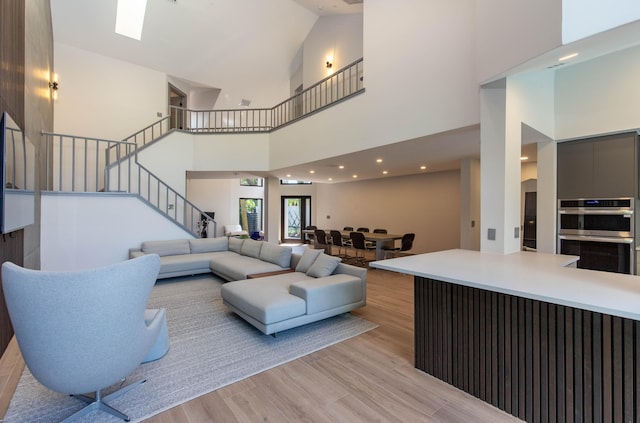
xmin=49 ymin=72 xmax=59 ymax=100
xmin=326 ymin=60 xmax=332 ymax=69
xmin=326 ymin=54 xmax=333 ymax=69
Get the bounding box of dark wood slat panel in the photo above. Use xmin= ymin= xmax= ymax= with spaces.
xmin=540 ymin=302 xmax=548 ymax=423
xmin=612 ymin=317 xmax=623 ymax=422
xmin=548 ymin=304 xmax=557 ymax=423
xmin=583 ymin=311 xmax=592 ymax=423
xmin=414 ymin=276 xmax=640 ymax=423
xmin=602 ymin=314 xmax=612 ymax=420
xmin=491 ymin=292 xmax=498 ymax=407
xmin=623 ymin=319 xmax=634 ymax=422
xmin=573 ymin=309 xmax=583 ymax=423
xmin=565 ymin=308 xmax=574 ymax=423
xmin=592 ymin=313 xmax=602 ymax=421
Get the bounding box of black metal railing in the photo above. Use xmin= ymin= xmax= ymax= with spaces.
xmin=169 ymin=58 xmax=364 ymax=133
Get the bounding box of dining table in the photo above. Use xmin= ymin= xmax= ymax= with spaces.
xmin=303 ymin=229 xmax=404 ymax=260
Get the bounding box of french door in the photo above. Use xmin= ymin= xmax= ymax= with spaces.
xmin=281 ymin=196 xmax=311 ymax=243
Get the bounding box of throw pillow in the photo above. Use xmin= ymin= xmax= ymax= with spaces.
xmin=141 ymin=239 xmax=190 ymax=257
xmin=306 ymin=253 xmax=341 ymax=278
xmin=260 ymin=242 xmax=292 ymax=268
xmin=189 ymin=237 xmax=228 ymax=253
xmin=228 ymin=237 xmax=244 ymax=253
xmin=240 ymin=239 xmax=263 ymax=258
xmin=295 ymin=248 xmax=323 ymax=273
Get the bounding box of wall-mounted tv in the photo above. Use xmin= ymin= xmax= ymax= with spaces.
xmin=1 ymin=112 xmax=35 ymax=234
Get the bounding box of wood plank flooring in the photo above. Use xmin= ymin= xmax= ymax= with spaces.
xmin=0 ymin=267 xmax=523 ymax=423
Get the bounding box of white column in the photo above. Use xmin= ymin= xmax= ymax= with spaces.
xmin=480 ymin=83 xmax=522 ymax=254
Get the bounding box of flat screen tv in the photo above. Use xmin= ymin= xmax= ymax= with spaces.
xmin=0 ymin=112 xmax=35 ymax=234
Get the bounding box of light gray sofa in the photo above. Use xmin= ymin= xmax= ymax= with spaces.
xmin=129 ymin=238 xmax=367 ymax=335
xmin=129 ymin=237 xmax=292 ymax=280
xmin=221 ymin=248 xmax=367 ymax=335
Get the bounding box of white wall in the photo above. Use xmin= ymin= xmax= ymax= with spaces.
xmin=363 ymin=0 xmax=479 ymax=145
xmin=302 ymin=14 xmax=363 ymax=88
xmin=555 ymin=44 xmax=640 ymax=140
xmin=54 ymin=43 xmax=167 ymax=140
xmin=313 ymin=170 xmax=461 ymax=254
xmin=193 ymin=133 xmax=270 ymax=171
xmin=41 ymin=193 xmax=193 ymax=271
xmin=562 ymin=0 xmax=640 ymax=44
xmin=475 ymin=0 xmax=561 ymax=83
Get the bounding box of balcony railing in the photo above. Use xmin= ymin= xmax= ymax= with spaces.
xmin=43 ymin=132 xmax=215 ymax=236
xmin=170 ymin=57 xmax=364 ymax=133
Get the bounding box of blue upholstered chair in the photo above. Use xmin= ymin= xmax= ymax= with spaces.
xmin=2 ymin=254 xmax=166 ymax=422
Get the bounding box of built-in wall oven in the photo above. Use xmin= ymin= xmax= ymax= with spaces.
xmin=558 ymin=198 xmax=635 ymax=274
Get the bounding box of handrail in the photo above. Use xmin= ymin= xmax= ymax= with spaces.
xmin=43 ymin=132 xmax=216 ymax=237
xmin=122 ymin=115 xmax=171 ymax=149
xmin=170 ymin=57 xmax=364 ymax=133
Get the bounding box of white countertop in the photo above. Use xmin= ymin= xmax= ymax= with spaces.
xmin=370 ymin=249 xmax=640 ymax=321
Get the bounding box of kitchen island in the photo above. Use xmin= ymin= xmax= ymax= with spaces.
xmin=371 ymin=249 xmax=640 ymax=423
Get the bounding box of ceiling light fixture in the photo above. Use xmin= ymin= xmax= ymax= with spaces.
xmin=339 ymin=165 xmax=345 ymax=169
xmin=520 ymin=156 xmax=529 ymax=161
xmin=382 ymin=171 xmax=388 ymax=175
xmin=115 ymin=0 xmax=148 ymax=40
xmin=352 ymin=174 xmax=358 ymax=178
xmin=420 ymin=165 xmax=427 ymax=170
xmin=376 ymin=158 xmax=383 ymax=163
xmin=309 ymin=170 xmax=315 ymax=174
xmin=559 ymin=52 xmax=579 ymax=62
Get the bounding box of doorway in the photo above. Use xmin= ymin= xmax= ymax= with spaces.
xmin=281 ymin=196 xmax=311 ymax=243
xmin=168 ymin=83 xmax=187 ymax=129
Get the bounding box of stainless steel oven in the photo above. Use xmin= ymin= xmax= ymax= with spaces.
xmin=558 ymin=198 xmax=635 ymax=274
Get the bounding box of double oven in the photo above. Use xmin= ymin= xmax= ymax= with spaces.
xmin=558 ymin=198 xmax=636 ymax=274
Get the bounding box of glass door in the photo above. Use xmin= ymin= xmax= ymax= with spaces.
xmin=281 ymin=196 xmax=311 ymax=243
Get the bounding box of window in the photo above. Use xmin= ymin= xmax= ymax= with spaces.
xmin=240 ymin=178 xmax=263 ymax=187
xmin=239 ymin=198 xmax=263 ymax=235
xmin=280 ymin=179 xmax=312 ymax=185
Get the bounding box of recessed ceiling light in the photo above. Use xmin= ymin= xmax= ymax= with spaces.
xmin=520 ymin=156 xmax=529 ymax=161
xmin=420 ymin=165 xmax=427 ymax=170
xmin=382 ymin=170 xmax=388 ymax=175
xmin=286 ymin=174 xmax=291 ymax=178
xmin=309 ymin=170 xmax=315 ymax=174
xmin=339 ymin=165 xmax=345 ymax=169
xmin=559 ymin=52 xmax=578 ymax=62
xmin=376 ymin=158 xmax=383 ymax=163
xmin=328 ymin=178 xmax=333 ymax=181
xmin=352 ymin=174 xmax=358 ymax=178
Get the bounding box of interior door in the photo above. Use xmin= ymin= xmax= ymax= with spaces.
xmin=168 ymin=84 xmax=187 ymax=129
xmin=281 ymin=196 xmax=311 ymax=243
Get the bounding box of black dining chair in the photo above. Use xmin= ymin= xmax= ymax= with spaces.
xmin=343 ymin=226 xmax=354 ymax=231
xmin=373 ymin=228 xmax=387 ymax=234
xmin=383 ymin=233 xmax=415 ymax=258
xmin=350 ymin=231 xmax=368 ymax=266
xmin=314 ymin=229 xmax=331 ymax=254
xmin=330 ymin=230 xmax=349 ymax=259
xmin=356 ymin=227 xmax=369 ymax=232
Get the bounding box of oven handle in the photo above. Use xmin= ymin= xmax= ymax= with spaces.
xmin=558 ymin=209 xmax=633 ymax=215
xmin=558 ymin=234 xmax=634 ymax=244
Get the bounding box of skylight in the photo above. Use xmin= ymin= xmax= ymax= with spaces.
xmin=115 ymin=0 xmax=147 ymax=40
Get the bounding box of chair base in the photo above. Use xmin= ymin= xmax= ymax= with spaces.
xmin=61 ymin=378 xmax=146 ymax=423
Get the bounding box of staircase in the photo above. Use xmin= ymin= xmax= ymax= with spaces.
xmin=42 ymin=58 xmax=366 ymax=237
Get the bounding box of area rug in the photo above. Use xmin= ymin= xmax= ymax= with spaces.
xmin=3 ymin=275 xmax=377 ymax=423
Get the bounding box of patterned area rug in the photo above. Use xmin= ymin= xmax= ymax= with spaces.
xmin=4 ymin=275 xmax=377 ymax=422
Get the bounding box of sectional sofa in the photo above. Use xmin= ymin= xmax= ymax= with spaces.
xmin=129 ymin=237 xmax=292 ymax=280
xmin=129 ymin=237 xmax=367 ymax=335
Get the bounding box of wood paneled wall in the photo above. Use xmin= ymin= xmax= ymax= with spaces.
xmin=0 ymin=0 xmax=26 ymax=356
xmin=415 ymin=276 xmax=640 ymax=423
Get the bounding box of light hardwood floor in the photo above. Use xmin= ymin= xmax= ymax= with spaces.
xmin=0 ymin=266 xmax=523 ymax=423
